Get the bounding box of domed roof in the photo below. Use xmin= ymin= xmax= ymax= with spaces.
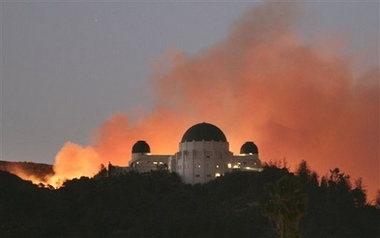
xmin=132 ymin=140 xmax=151 ymax=154
xmin=181 ymin=122 xmax=227 ymax=143
xmin=240 ymin=141 xmax=258 ymax=154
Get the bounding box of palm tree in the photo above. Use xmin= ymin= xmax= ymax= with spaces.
xmin=262 ymin=174 xmax=308 ymax=238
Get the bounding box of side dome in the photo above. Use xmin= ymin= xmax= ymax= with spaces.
xmin=240 ymin=141 xmax=258 ymax=154
xmin=132 ymin=140 xmax=151 ymax=154
xmin=181 ymin=122 xmax=227 ymax=143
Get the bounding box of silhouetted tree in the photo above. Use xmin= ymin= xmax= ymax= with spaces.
xmin=350 ymin=178 xmax=367 ymax=207
xmin=295 ymin=161 xmax=318 ymax=185
xmin=326 ymin=168 xmax=352 ymax=207
xmin=93 ymin=164 xmax=108 ymax=179
xmin=263 ymin=174 xmax=308 ymax=238
xmin=295 ymin=160 xmax=319 ymax=201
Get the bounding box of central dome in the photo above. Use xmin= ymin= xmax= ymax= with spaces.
xmin=132 ymin=140 xmax=151 ymax=154
xmin=181 ymin=122 xmax=227 ymax=143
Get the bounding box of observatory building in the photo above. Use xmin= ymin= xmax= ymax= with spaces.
xmin=115 ymin=122 xmax=262 ymax=184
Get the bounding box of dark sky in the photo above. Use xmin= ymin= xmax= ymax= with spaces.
xmin=2 ymin=2 xmax=378 ymax=165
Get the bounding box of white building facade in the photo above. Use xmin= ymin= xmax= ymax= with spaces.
xmin=129 ymin=140 xmax=170 ymax=173
xmin=116 ymin=122 xmax=262 ymax=184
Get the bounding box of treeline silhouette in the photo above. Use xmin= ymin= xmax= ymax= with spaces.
xmin=0 ymin=161 xmax=379 ymax=238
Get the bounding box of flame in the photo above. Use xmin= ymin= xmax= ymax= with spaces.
xmin=44 ymin=142 xmax=100 ymax=187
xmin=23 ymin=3 xmax=378 ymax=199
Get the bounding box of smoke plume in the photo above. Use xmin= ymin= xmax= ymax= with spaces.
xmin=49 ymin=3 xmax=379 ymax=198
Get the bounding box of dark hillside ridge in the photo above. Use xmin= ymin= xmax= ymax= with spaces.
xmin=0 ymin=165 xmax=379 ymax=237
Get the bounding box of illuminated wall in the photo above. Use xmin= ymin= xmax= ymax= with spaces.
xmin=174 ymin=140 xmax=233 ymax=184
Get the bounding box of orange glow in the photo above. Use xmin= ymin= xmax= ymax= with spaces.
xmin=21 ymin=3 xmax=378 ymax=200
xmin=45 ymin=142 xmax=101 ymax=187
xmin=3 ymin=166 xmax=49 ymax=186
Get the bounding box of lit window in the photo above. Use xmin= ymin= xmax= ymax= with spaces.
xmin=136 ymin=162 xmax=140 ymax=165
xmin=216 ymin=165 xmax=219 ymax=168
xmin=153 ymin=161 xmax=158 ymax=165
xmin=215 ymin=173 xmax=221 ymax=177
xmin=227 ymin=163 xmax=232 ymax=169
xmin=197 ymin=164 xmax=201 ymax=168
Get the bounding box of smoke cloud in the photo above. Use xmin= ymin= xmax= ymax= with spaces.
xmin=50 ymin=3 xmax=378 ymax=198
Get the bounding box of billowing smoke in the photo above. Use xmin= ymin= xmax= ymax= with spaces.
xmin=49 ymin=3 xmax=378 ymax=198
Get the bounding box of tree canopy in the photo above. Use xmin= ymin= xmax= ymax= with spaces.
xmin=0 ymin=160 xmax=379 ymax=238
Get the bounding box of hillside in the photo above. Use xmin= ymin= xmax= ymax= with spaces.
xmin=0 ymin=163 xmax=379 ymax=238
xmin=0 ymin=160 xmax=54 ymax=182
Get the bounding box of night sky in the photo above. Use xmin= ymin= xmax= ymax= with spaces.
xmin=3 ymin=2 xmax=255 ymax=162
